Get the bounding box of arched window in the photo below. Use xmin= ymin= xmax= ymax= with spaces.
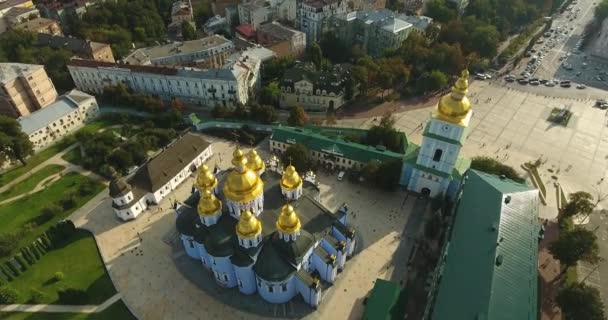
xmin=433 ymin=149 xmax=443 ymax=162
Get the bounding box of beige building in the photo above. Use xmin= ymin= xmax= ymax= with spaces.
xmin=0 ymin=63 xmax=58 ymax=118
xmin=18 ymin=89 xmax=99 ymax=151
xmin=13 ymin=17 xmax=61 ymax=35
xmin=257 ymin=22 xmax=306 ymax=58
xmin=36 ymin=33 xmax=115 ymax=63
xmin=279 ymin=63 xmax=348 ymax=112
xmin=0 ymin=0 xmax=35 ymax=33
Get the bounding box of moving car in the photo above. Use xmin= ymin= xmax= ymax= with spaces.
xmin=337 ymin=171 xmax=345 ymax=181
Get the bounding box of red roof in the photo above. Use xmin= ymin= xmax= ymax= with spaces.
xmin=235 ymin=24 xmax=256 ymax=39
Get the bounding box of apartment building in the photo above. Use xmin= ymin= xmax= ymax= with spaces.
xmin=0 ymin=63 xmax=58 ymax=118
xmin=18 ymin=89 xmax=99 ymax=151
xmin=279 ymin=63 xmax=348 ymax=112
xmin=168 ymin=0 xmax=196 ymax=39
xmin=36 ymin=33 xmax=115 ymax=63
xmin=124 ymin=35 xmax=234 ymax=68
xmin=67 ymin=49 xmax=263 ymax=107
xmin=257 ymin=21 xmax=306 ymax=57
xmin=3 ymin=6 xmax=40 ymax=28
xmin=13 ymin=16 xmax=62 ymax=35
xmin=297 ymin=0 xmax=348 ymax=44
xmin=0 ymin=0 xmax=34 ymax=33
xmin=238 ymin=0 xmax=272 ymax=30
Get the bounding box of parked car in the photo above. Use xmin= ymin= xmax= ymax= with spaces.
xmin=530 ymin=80 xmax=540 ymax=86
xmin=518 ymin=79 xmax=529 ymax=84
xmin=576 ymin=84 xmax=587 ymax=89
xmin=337 ymin=171 xmax=345 ymax=181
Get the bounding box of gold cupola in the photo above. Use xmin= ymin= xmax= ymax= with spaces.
xmin=276 ymin=204 xmax=301 ymax=235
xmin=223 ymin=147 xmax=265 ymax=203
xmin=436 ymin=70 xmax=472 ymax=126
xmin=236 ymin=209 xmax=262 ymax=238
xmin=196 ymin=165 xmax=217 ymax=191
xmin=281 ymin=165 xmax=302 ymax=191
xmin=246 ymin=149 xmax=265 ymax=174
xmin=197 ymin=189 xmax=222 ymax=216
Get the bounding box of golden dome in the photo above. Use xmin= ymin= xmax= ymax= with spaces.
xmin=281 ymin=165 xmax=302 ymax=190
xmin=196 ymin=165 xmax=217 ymax=190
xmin=232 ymin=147 xmax=247 ymax=168
xmin=437 ymin=70 xmax=472 ymax=125
xmin=198 ymin=189 xmax=222 ymax=216
xmin=246 ymin=149 xmax=265 ymax=172
xmin=276 ymin=204 xmax=301 ymax=235
xmin=236 ymin=209 xmax=262 ymax=238
xmin=224 ymin=147 xmax=264 ymax=203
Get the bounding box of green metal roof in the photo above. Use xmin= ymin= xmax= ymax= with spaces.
xmin=362 ymin=279 xmax=405 ymax=320
xmin=431 ymin=170 xmax=539 ymax=320
xmin=271 ymin=126 xmax=406 ymax=163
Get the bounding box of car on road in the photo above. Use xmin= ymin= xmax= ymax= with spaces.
xmin=576 ymin=71 xmax=582 ymax=76
xmin=545 ymin=81 xmax=556 ymax=87
xmin=560 ymin=81 xmax=572 ymax=88
xmin=505 ymin=75 xmax=516 ymax=82
xmin=530 ymin=80 xmax=540 ymax=86
xmin=518 ymin=78 xmax=529 ymax=84
xmin=576 ymin=84 xmax=587 ymax=89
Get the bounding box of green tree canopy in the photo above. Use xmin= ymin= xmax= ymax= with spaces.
xmin=250 ymin=104 xmax=278 ymax=124
xmin=307 ymin=43 xmax=323 ymax=70
xmin=288 ymin=106 xmax=309 ymax=127
xmin=260 ymin=82 xmax=281 ymax=107
xmin=549 ymin=227 xmax=600 ymax=268
xmin=0 ymin=115 xmax=34 ymax=166
xmin=282 ymin=143 xmax=312 ymax=172
xmin=470 ymin=156 xmax=524 ymax=183
xmin=557 ymin=284 xmax=606 ymax=320
xmin=563 ymin=191 xmax=595 ymax=218
xmin=181 ymin=21 xmax=197 ymax=41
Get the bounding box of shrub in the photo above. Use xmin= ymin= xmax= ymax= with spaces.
xmin=59 ymin=192 xmax=77 ymax=210
xmin=4 ymin=262 xmax=19 ymax=276
xmin=0 ymin=285 xmax=19 ymax=303
xmin=0 ymin=266 xmax=13 ymax=281
xmin=29 ymin=288 xmax=46 ymax=303
xmin=58 ymin=288 xmax=88 ymax=305
xmin=41 ymin=204 xmax=62 ymax=219
xmin=54 ymin=272 xmax=64 ymax=282
xmin=14 ymin=255 xmax=28 ymax=271
xmin=0 ymin=232 xmax=20 ymax=257
xmin=470 ymin=156 xmax=524 ymax=183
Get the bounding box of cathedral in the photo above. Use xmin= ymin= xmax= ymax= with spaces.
xmin=175 ymin=148 xmax=357 ymax=308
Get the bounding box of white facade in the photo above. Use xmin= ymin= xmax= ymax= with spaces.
xmin=67 ymin=55 xmax=261 ymax=108
xmin=270 ymin=140 xmax=364 ymax=171
xmin=18 ymin=90 xmax=99 ymax=151
xmin=238 ymin=0 xmax=272 ymax=30
xmin=297 ymin=0 xmax=348 ymax=44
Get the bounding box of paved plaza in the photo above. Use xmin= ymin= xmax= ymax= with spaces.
xmin=70 ymin=137 xmax=422 ymax=320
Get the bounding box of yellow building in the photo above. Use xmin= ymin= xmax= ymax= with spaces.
xmin=0 ymin=63 xmax=58 ymax=118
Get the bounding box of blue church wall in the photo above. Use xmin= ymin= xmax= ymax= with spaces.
xmin=210 ymin=256 xmax=238 ymax=288
xmin=196 ymin=242 xmax=213 ymax=270
xmin=320 ymin=239 xmax=339 ymax=258
xmin=180 ymin=235 xmax=199 ymax=259
xmin=256 ymin=276 xmax=298 ymax=304
xmin=346 ymin=238 xmax=356 ymax=257
xmin=399 ymin=163 xmax=413 ymax=186
xmin=330 ymin=227 xmax=346 ymax=243
xmin=312 ymin=253 xmax=336 ymax=282
xmin=301 ymin=247 xmax=315 ymax=272
xmin=445 ymin=178 xmax=462 ymax=202
xmin=336 ymin=250 xmax=346 ymax=270
xmin=234 ymin=265 xmax=257 ymax=295
xmin=296 ymin=277 xmax=320 ymax=307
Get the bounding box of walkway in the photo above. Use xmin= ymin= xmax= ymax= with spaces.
xmin=539 ymin=220 xmax=562 ymax=320
xmin=0 ymin=172 xmax=63 ymax=206
xmin=0 ymin=293 xmax=121 ymax=314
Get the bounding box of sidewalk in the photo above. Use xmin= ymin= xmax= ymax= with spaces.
xmin=0 ymin=293 xmax=121 ymax=313
xmin=539 ymin=220 xmax=562 ymax=320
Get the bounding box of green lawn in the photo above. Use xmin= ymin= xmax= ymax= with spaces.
xmin=0 ymin=300 xmax=136 ymax=320
xmin=7 ymin=229 xmax=117 ymax=305
xmin=61 ymin=148 xmax=83 ymax=166
xmin=565 ymin=265 xmax=579 ymax=286
xmin=0 ymin=172 xmax=104 ymax=258
xmin=0 ymin=165 xmax=65 ymax=202
xmin=78 ymin=119 xmax=116 ymax=134
xmin=0 ymin=140 xmax=74 ymax=188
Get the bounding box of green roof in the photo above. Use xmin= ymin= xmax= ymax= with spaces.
xmin=431 ymin=170 xmax=539 ymax=320
xmin=362 ymin=279 xmax=404 ymax=320
xmin=271 ymin=126 xmax=405 ymax=163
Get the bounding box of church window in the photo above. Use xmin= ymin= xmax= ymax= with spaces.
xmin=189 ymin=240 xmax=194 ymax=248
xmin=433 ymin=149 xmax=443 ymax=162
xmin=249 ymin=239 xmax=253 ymax=246
xmin=238 ymin=279 xmax=243 ymax=288
xmin=212 ymin=259 xmax=216 ymax=265
xmin=223 ymin=274 xmax=229 ymax=281
xmin=281 ymin=284 xmax=287 ymax=292
xmin=268 ymin=285 xmax=274 ymax=293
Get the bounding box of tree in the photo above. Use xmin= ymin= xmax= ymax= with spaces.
xmin=287 ymin=106 xmax=309 ymax=127
xmin=563 ymin=191 xmax=594 ymax=219
xmin=170 ymin=98 xmax=184 ymax=111
xmin=0 ymin=285 xmax=19 ymax=303
xmin=362 ymin=160 xmax=381 ymax=182
xmin=376 ymin=159 xmax=403 ymax=191
xmin=181 ymin=21 xmax=197 ymax=41
xmin=550 ymin=227 xmax=600 ymax=269
xmin=320 ymin=33 xmax=350 ymax=63
xmin=250 ymin=104 xmax=277 ymax=124
xmin=0 ymin=115 xmax=34 ymax=166
xmin=307 ymin=43 xmax=323 ymax=70
xmin=557 ymin=284 xmax=605 ymax=320
xmin=420 ymin=70 xmax=448 ymax=93
xmin=470 ymin=156 xmax=524 ymax=183
xmin=470 ymin=25 xmax=500 ymax=58
xmin=108 ymin=149 xmax=134 ymax=174
xmin=260 ymin=82 xmax=281 ymax=107
xmin=282 ymin=143 xmax=312 ymax=172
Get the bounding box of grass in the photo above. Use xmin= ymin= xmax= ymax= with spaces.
xmin=78 ymin=119 xmax=115 ymax=135
xmin=565 ymin=265 xmax=578 ymax=286
xmin=0 ymin=165 xmax=65 ymax=202
xmin=0 ymin=172 xmax=104 ymax=259
xmin=0 ymin=300 xmax=136 ymax=320
xmin=7 ymin=229 xmax=117 ymax=305
xmin=61 ymin=148 xmax=83 ymax=166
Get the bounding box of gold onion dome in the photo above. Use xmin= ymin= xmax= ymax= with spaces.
xmin=224 ymin=147 xmax=264 ymax=203
xmin=281 ymin=165 xmax=302 ymax=190
xmin=276 ymin=204 xmax=301 ymax=235
xmin=236 ymin=209 xmax=262 ymax=238
xmin=198 ymin=189 xmax=222 ymax=216
xmin=196 ymin=165 xmax=217 ymax=190
xmin=246 ymin=149 xmax=265 ymax=172
xmin=437 ymin=70 xmax=471 ymax=124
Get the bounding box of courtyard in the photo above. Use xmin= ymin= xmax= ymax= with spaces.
xmin=70 ymin=137 xmax=425 ymax=320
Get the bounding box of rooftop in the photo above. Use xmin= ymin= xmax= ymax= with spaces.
xmin=430 ymin=170 xmax=539 ymax=320
xmin=3 ymin=6 xmax=38 ymax=19
xmin=338 ymin=9 xmax=412 ymax=34
xmin=14 ymin=17 xmax=57 ymax=31
xmin=123 ymin=35 xmax=233 ymax=65
xmin=401 ymin=15 xmax=433 ymax=31
xmin=17 ymin=89 xmax=93 ymax=134
xmin=0 ymin=62 xmax=43 ymax=85
xmin=36 ymin=33 xmax=108 ymax=55
xmin=0 ymin=0 xmax=32 ymax=11
xmin=281 ymin=62 xmax=349 ymax=93
xmin=302 ymin=0 xmax=343 ymax=9
xmin=257 ymin=22 xmax=302 ymax=41
xmin=235 ymin=24 xmax=256 ymax=39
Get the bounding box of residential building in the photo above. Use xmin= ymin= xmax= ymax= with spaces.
xmin=168 ymin=0 xmax=196 ymax=40
xmin=238 ymin=0 xmax=273 ymax=30
xmin=0 ymin=0 xmax=34 ymax=33
xmin=234 ymin=24 xmax=257 ymax=48
xmin=12 ymin=16 xmax=61 ymax=35
xmin=426 ymin=169 xmax=539 ymax=319
xmin=3 ymin=6 xmax=40 ymax=28
xmin=110 ymin=132 xmax=213 ymax=221
xmin=401 ymin=14 xmax=433 ymax=35
xmin=67 ymin=50 xmax=262 ymax=107
xmin=18 ymin=89 xmax=99 ymax=151
xmin=36 ymin=33 xmax=115 ymax=62
xmin=332 ymin=9 xmax=412 ymax=58
xmin=123 ymin=35 xmax=235 ymax=68
xmin=279 ymin=63 xmax=348 ymax=112
xmin=175 ymin=147 xmax=356 ymax=307
xmin=0 ymin=63 xmax=58 ymax=118
xmin=212 ymin=0 xmax=239 ymax=17
xmin=270 ymin=0 xmax=296 ymax=22
xmin=297 ymin=0 xmax=348 ymax=44
xmin=36 ymin=0 xmax=90 ymax=28
xmin=257 ymin=21 xmax=306 ymax=57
